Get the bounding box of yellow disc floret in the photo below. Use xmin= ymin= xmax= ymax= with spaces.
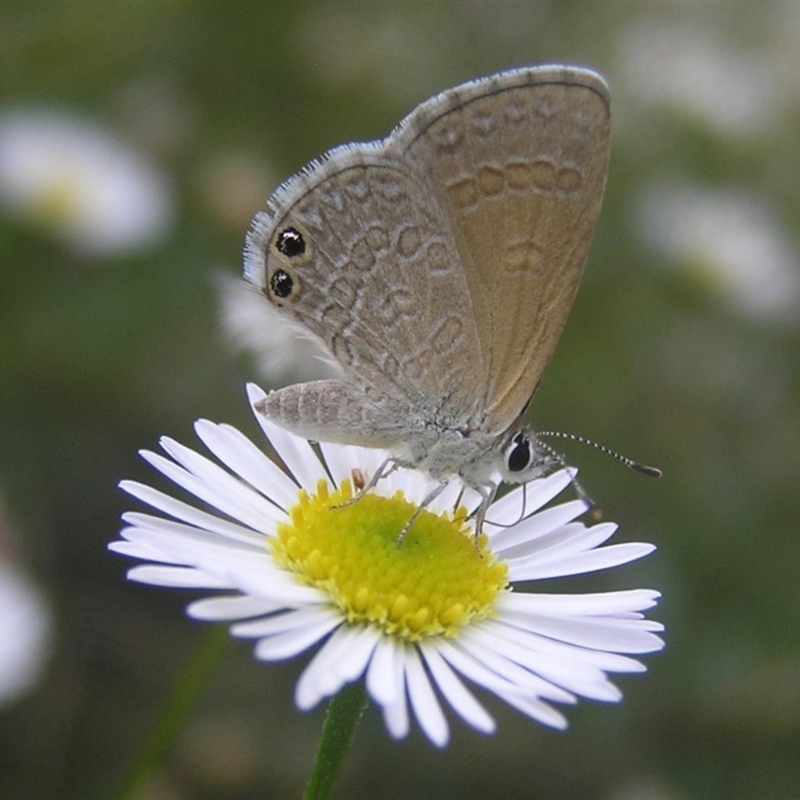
xmin=270 ymin=478 xmax=509 ymax=641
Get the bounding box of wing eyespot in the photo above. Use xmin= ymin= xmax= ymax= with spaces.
xmin=276 ymin=226 xmax=306 ymax=257
xmin=272 ymin=221 xmax=313 ymax=264
xmin=267 ymin=267 xmax=301 ymax=305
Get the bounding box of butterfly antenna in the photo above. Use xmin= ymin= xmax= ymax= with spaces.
xmin=525 ymin=436 xmax=598 ymax=516
xmin=537 ymin=431 xmax=662 ymax=478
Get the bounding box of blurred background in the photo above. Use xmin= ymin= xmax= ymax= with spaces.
xmin=1 ymin=2 xmax=799 ymax=798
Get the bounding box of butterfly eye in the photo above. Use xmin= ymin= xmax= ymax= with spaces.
xmin=505 ymin=432 xmax=532 ymax=473
xmin=276 ymin=226 xmax=306 ymax=257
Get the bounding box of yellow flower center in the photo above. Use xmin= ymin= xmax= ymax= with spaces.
xmin=271 ymin=478 xmax=509 ymax=641
xmin=30 ymin=176 xmax=84 ymax=226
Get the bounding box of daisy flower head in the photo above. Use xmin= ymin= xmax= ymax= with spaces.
xmin=111 ymin=384 xmax=664 ymax=747
xmin=0 ymin=107 xmax=173 ymax=257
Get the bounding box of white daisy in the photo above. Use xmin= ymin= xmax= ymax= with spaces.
xmin=0 ymin=107 xmax=173 ymax=256
xmin=217 ymin=272 xmax=341 ymax=386
xmin=0 ymin=562 xmax=52 ymax=707
xmin=110 ymin=384 xmax=664 ymax=747
xmin=639 ymin=179 xmax=800 ymax=324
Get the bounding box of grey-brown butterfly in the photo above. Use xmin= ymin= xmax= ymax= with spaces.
xmin=244 ymin=65 xmax=613 ymax=534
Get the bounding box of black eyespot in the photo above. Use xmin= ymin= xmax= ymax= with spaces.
xmin=270 ymin=269 xmax=294 ymax=299
xmin=276 ymin=227 xmax=306 ymax=257
xmin=507 ymin=432 xmax=532 ymax=473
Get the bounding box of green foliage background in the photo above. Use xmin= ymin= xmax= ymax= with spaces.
xmin=1 ymin=2 xmax=799 ymax=798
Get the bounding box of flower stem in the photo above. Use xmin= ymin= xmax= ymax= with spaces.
xmin=303 ymin=683 xmax=368 ymax=800
xmin=111 ymin=626 xmax=228 ymax=800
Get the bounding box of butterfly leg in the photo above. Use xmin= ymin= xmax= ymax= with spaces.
xmin=471 ymin=482 xmax=499 ymax=539
xmin=396 ymin=479 xmax=450 ymax=545
xmin=333 ymin=455 xmax=396 ymax=509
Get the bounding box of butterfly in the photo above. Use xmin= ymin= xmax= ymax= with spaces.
xmin=244 ymin=65 xmax=619 ymax=534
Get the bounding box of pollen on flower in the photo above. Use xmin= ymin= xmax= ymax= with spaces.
xmin=270 ymin=478 xmax=509 ymax=641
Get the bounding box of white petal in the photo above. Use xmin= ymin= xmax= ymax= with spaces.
xmin=119 ymin=480 xmax=271 ymax=545
xmin=426 ymin=477 xmax=481 ymax=516
xmin=110 ymin=537 xmax=177 ymax=564
xmin=117 ymin=516 xmax=264 ymax=567
xmin=500 ymin=521 xmax=617 ymax=562
xmin=384 ymin=464 xmax=438 ymax=504
xmin=137 ymin=448 xmax=265 ymax=535
xmin=253 ymin=612 xmax=341 ymax=662
xmin=126 ymin=565 xmax=229 ymax=589
xmin=419 ymin=642 xmax=495 ymax=734
xmin=438 ymin=635 xmax=574 ymax=704
xmin=152 ymin=439 xmax=275 ymax=532
xmin=245 ymin=382 xmax=267 ymax=405
xmin=193 ymin=419 xmax=300 ymax=508
xmin=431 ymin=636 xmax=548 ymax=700
xmin=317 ymin=441 xmax=386 ymax=488
xmin=381 ymin=646 xmax=410 ymax=740
xmin=471 ymin=622 xmax=622 ymax=702
xmin=485 ymin=470 xmax=573 ymax=527
xmin=497 ymin=610 xmax=665 ymax=654
xmin=366 ymin=637 xmax=401 ymax=706
xmin=294 ymin=626 xmax=359 ymax=709
xmin=455 ymin=630 xmax=576 ymax=703
xmin=224 ymin=565 xmax=323 ymax=608
xmin=490 ymin=500 xmax=589 ymax=552
xmin=501 ymin=588 xmax=662 ymax=616
xmin=404 ymin=647 xmax=450 ymax=747
xmin=491 ymin=685 xmax=569 ymax=730
xmin=382 ymin=695 xmax=410 ymax=740
xmin=509 ymin=542 xmax=657 ymax=581
xmin=117 ymin=515 xmax=342 ymax=607
xmin=246 ymin=393 xmax=329 ymax=489
xmin=488 ymin=609 xmax=650 ymax=674
xmin=233 ymin=607 xmax=334 ymax=638
xmin=188 ymin=595 xmax=280 ymax=620
xmin=331 ymin=626 xmax=379 ymax=684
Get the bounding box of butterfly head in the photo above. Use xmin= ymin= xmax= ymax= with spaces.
xmin=498 ymin=429 xmax=559 ymax=484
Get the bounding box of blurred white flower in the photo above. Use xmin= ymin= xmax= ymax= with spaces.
xmin=0 ymin=562 xmax=52 ymax=706
xmin=619 ymin=19 xmax=783 ymax=138
xmin=639 ymin=179 xmax=800 ymax=323
xmin=0 ymin=107 xmax=174 ymax=256
xmin=217 ymin=272 xmax=341 ymax=386
xmin=0 ymin=497 xmax=52 ymax=707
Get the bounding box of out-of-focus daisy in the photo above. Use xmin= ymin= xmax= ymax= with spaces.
xmin=217 ymin=273 xmax=342 ymax=386
xmin=618 ymin=18 xmax=783 ymax=138
xmin=111 ymin=384 xmax=664 ymax=747
xmin=0 ymin=562 xmax=52 ymax=707
xmin=639 ymin=179 xmax=800 ymax=324
xmin=0 ymin=107 xmax=173 ymax=256
xmin=0 ymin=499 xmax=52 ymax=707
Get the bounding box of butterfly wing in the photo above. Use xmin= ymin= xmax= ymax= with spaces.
xmin=245 ymin=141 xmax=486 ymax=419
xmin=395 ymin=65 xmax=611 ymax=433
xmin=245 ymin=66 xmax=610 ymax=441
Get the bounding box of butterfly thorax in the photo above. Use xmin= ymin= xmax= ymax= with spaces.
xmin=395 ymin=420 xmax=555 ymax=493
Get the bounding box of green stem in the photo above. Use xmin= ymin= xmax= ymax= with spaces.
xmin=110 ymin=626 xmax=228 ymax=800
xmin=303 ymin=683 xmax=369 ymax=800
